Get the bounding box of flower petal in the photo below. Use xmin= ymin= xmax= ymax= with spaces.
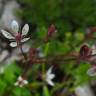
xmin=47 ymin=66 xmax=53 ymax=75
xmin=22 ymin=24 xmax=29 ymax=36
xmin=47 ymin=74 xmax=55 ymax=80
xmin=1 ymin=29 xmax=15 ymax=39
xmin=11 ymin=20 xmax=19 ymax=33
xmin=87 ymin=67 xmax=96 ymax=76
xmin=10 ymin=42 xmax=17 ymax=47
xmin=46 ymin=79 xmax=54 ymax=86
xmin=23 ymin=80 xmax=28 ymax=85
xmin=21 ymin=37 xmax=30 ymax=43
xmin=14 ymin=82 xmax=18 ymax=86
xmin=18 ymin=76 xmax=23 ymax=81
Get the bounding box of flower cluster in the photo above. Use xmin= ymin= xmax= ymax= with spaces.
xmin=14 ymin=66 xmax=55 ymax=87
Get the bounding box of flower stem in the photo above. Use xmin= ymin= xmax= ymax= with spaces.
xmin=42 ymin=42 xmax=50 ymax=74
xmin=19 ymin=44 xmax=27 ymax=61
xmin=18 ymin=43 xmax=28 ymax=75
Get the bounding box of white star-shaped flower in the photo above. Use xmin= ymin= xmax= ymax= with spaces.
xmin=1 ymin=20 xmax=30 ymax=47
xmin=14 ymin=76 xmax=28 ymax=87
xmin=45 ymin=66 xmax=55 ymax=86
xmin=87 ymin=66 xmax=96 ymax=76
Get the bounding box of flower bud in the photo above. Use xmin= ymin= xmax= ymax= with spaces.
xmin=79 ymin=44 xmax=92 ymax=57
xmin=47 ymin=24 xmax=57 ymax=37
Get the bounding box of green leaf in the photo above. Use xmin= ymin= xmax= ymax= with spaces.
xmin=73 ymin=63 xmax=91 ymax=86
xmin=12 ymin=87 xmax=31 ymax=96
xmin=3 ymin=62 xmax=21 ymax=84
xmin=0 ymin=79 xmax=7 ymax=95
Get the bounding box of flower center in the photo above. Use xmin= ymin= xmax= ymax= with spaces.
xmin=15 ymin=33 xmax=22 ymax=41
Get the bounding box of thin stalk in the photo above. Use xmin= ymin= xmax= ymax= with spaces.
xmin=18 ymin=42 xmax=28 ymax=75
xmin=19 ymin=44 xmax=27 ymax=61
xmin=42 ymin=42 xmax=50 ymax=74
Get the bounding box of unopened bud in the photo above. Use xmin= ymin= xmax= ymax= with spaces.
xmin=79 ymin=44 xmax=92 ymax=57
xmin=47 ymin=24 xmax=57 ymax=37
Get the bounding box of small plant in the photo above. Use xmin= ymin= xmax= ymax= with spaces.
xmin=1 ymin=20 xmax=96 ymax=96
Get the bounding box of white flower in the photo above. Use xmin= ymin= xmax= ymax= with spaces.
xmin=1 ymin=20 xmax=30 ymax=47
xmin=45 ymin=66 xmax=55 ymax=86
xmin=87 ymin=66 xmax=96 ymax=76
xmin=14 ymin=76 xmax=28 ymax=87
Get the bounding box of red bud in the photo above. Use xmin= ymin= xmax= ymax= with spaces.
xmin=48 ymin=24 xmax=57 ymax=37
xmin=79 ymin=44 xmax=92 ymax=57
